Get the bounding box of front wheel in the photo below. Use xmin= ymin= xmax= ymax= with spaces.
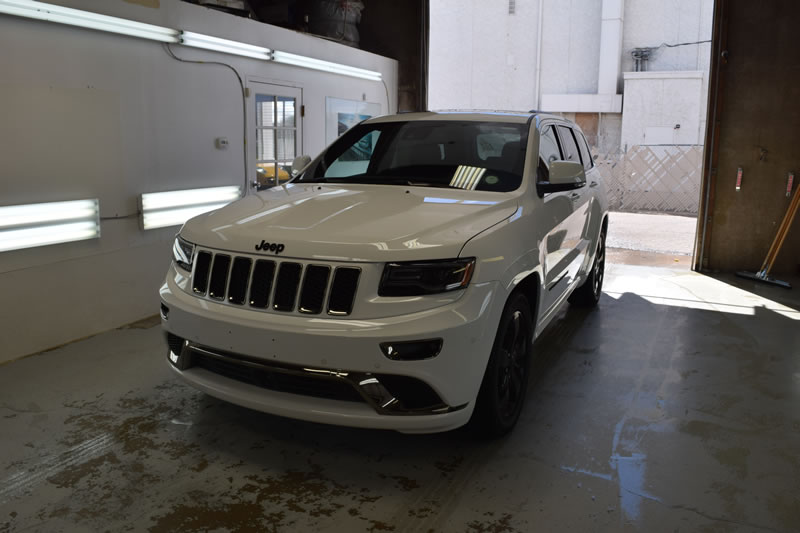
xmin=470 ymin=292 xmax=533 ymax=438
xmin=569 ymin=228 xmax=606 ymax=307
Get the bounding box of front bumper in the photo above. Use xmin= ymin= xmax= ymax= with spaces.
xmin=159 ymin=267 xmax=504 ymax=433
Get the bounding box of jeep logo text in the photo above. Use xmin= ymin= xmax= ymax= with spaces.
xmin=255 ymin=241 xmax=285 ymax=254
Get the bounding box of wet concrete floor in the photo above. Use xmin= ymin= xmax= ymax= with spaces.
xmin=1 ymin=260 xmax=799 ymax=532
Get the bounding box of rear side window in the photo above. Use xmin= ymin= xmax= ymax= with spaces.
xmin=577 ymin=131 xmax=593 ymax=170
xmin=556 ymin=125 xmax=581 ymax=163
xmin=539 ymin=125 xmax=562 ymax=167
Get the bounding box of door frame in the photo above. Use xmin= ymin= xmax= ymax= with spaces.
xmin=246 ymin=77 xmax=304 ymax=194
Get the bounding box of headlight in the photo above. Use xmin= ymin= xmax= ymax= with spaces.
xmin=172 ymin=236 xmax=195 ymax=272
xmin=379 ymin=258 xmax=475 ymax=296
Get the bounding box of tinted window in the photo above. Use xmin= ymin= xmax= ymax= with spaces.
xmin=539 ymin=126 xmax=562 ymax=167
xmin=537 ymin=125 xmax=562 ymax=183
xmin=577 ymin=131 xmax=593 ymax=170
xmin=556 ymin=125 xmax=581 ymax=163
xmin=299 ymin=120 xmax=528 ymax=193
xmin=325 ymin=131 xmax=381 ymax=177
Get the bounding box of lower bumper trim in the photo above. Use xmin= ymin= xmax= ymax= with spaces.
xmin=167 ymin=335 xmax=467 ymax=417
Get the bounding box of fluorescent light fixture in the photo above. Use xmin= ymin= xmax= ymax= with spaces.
xmin=0 ymin=1 xmax=383 ymax=81
xmin=0 ymin=0 xmax=179 ymax=42
xmin=140 ymin=185 xmax=241 ymax=230
xmin=0 ymin=199 xmax=100 ymax=252
xmin=179 ymin=31 xmax=272 ymax=60
xmin=272 ymin=51 xmax=382 ymax=81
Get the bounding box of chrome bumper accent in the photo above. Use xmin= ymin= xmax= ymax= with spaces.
xmin=169 ymin=340 xmax=467 ymax=416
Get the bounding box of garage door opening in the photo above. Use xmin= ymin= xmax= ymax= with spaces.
xmin=427 ymin=0 xmax=714 ymax=269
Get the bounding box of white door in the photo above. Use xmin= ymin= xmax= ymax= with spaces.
xmin=554 ymin=124 xmax=589 ymax=283
xmin=249 ymin=82 xmax=302 ymax=192
xmin=537 ymin=123 xmax=576 ymax=314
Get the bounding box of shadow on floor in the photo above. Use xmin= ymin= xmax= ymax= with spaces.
xmin=1 ymin=286 xmax=798 ymax=532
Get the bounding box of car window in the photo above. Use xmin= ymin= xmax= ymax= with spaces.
xmin=556 ymin=125 xmax=581 ymax=164
xmin=537 ymin=125 xmax=562 ymax=183
xmin=577 ymin=131 xmax=593 ymax=171
xmin=300 ymin=120 xmax=528 ymax=193
xmin=539 ymin=125 xmax=562 ymax=167
xmin=325 ymin=131 xmax=381 ymax=178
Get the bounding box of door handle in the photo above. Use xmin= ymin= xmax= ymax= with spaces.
xmin=569 ymin=192 xmax=581 ymax=201
xmin=589 ymin=181 xmax=598 ymax=188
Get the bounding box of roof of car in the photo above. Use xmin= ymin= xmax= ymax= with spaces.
xmin=365 ymin=110 xmax=565 ymax=125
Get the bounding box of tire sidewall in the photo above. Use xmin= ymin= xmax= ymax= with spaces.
xmin=473 ymin=292 xmax=533 ymax=436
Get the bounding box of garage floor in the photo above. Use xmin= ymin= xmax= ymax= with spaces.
xmin=1 ymin=261 xmax=799 ymax=532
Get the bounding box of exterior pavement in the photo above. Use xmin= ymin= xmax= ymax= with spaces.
xmin=1 ymin=259 xmax=799 ymax=532
xmin=607 ymin=211 xmax=697 ymax=256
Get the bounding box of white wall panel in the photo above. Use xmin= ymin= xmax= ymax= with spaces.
xmin=0 ymin=0 xmax=397 ymax=362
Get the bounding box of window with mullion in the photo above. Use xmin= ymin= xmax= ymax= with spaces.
xmin=256 ymin=94 xmax=297 ymax=188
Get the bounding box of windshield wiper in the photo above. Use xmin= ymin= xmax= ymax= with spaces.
xmin=405 ymin=181 xmax=456 ymax=188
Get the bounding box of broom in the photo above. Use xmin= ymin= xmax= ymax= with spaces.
xmin=735 ymin=182 xmax=799 ymax=289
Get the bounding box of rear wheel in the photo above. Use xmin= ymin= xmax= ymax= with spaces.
xmin=471 ymin=292 xmax=533 ymax=438
xmin=569 ymin=228 xmax=606 ymax=307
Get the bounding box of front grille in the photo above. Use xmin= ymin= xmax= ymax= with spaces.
xmin=191 ymin=351 xmax=364 ymax=403
xmin=191 ymin=251 xmax=360 ymax=316
xmin=208 ymin=255 xmax=231 ymax=300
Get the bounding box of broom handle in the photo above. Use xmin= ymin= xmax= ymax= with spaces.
xmin=761 ymin=187 xmax=800 ymax=275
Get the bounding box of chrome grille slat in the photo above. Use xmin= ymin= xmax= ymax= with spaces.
xmin=190 ymin=251 xmax=359 ymax=316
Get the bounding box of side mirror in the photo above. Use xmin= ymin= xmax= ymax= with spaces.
xmin=291 ymin=155 xmax=312 ymax=176
xmin=537 ymin=160 xmax=586 ymax=195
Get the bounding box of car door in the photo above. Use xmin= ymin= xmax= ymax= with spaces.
xmin=554 ymin=125 xmax=590 ymax=283
xmin=536 ymin=123 xmax=577 ymax=314
xmin=574 ymin=129 xmax=600 ymax=263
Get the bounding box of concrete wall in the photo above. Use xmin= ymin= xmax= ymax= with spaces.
xmin=0 ymin=0 xmax=397 ymax=363
xmin=620 ymin=71 xmax=706 ymax=149
xmin=539 ymin=0 xmax=602 ymax=95
xmin=429 ymin=0 xmax=712 ymax=154
xmin=703 ymin=0 xmax=800 ymax=275
xmin=428 ymin=0 xmax=539 ymax=111
xmin=621 ymin=0 xmax=714 ymax=75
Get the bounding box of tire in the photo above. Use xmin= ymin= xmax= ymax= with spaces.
xmin=569 ymin=227 xmax=606 ymax=307
xmin=470 ymin=292 xmax=533 ymax=438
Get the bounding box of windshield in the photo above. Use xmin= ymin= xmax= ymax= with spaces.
xmin=295 ymin=120 xmax=528 ymax=192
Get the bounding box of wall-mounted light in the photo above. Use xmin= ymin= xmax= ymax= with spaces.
xmin=140 ymin=186 xmax=241 ymax=230
xmin=0 ymin=199 xmax=100 ymax=252
xmin=179 ymin=31 xmax=272 ymax=60
xmin=0 ymin=0 xmax=179 ymax=42
xmin=272 ymin=51 xmax=383 ymax=81
xmin=0 ymin=0 xmax=383 ymax=81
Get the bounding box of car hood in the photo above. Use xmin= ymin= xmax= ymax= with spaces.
xmin=180 ymin=183 xmax=519 ymax=262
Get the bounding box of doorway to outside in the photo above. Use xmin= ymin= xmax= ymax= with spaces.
xmin=249 ymin=82 xmax=302 ymax=192
xmin=592 ymin=144 xmax=702 ymax=268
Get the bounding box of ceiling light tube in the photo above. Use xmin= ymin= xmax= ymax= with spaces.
xmin=179 ymin=31 xmax=272 ymax=60
xmin=0 ymin=199 xmax=100 ymax=252
xmin=0 ymin=0 xmax=179 ymax=42
xmin=140 ymin=186 xmax=241 ymax=230
xmin=272 ymin=51 xmax=382 ymax=81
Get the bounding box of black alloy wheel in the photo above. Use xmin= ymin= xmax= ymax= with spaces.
xmin=471 ymin=292 xmax=533 ymax=437
xmin=569 ymin=228 xmax=606 ymax=307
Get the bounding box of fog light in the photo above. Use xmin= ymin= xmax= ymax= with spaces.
xmin=160 ymin=303 xmax=169 ymax=320
xmin=380 ymin=339 xmax=443 ymax=361
xmin=166 ymin=333 xmax=190 ymax=369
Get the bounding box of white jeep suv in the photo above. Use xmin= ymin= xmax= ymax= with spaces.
xmin=159 ymin=111 xmax=608 ymax=436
